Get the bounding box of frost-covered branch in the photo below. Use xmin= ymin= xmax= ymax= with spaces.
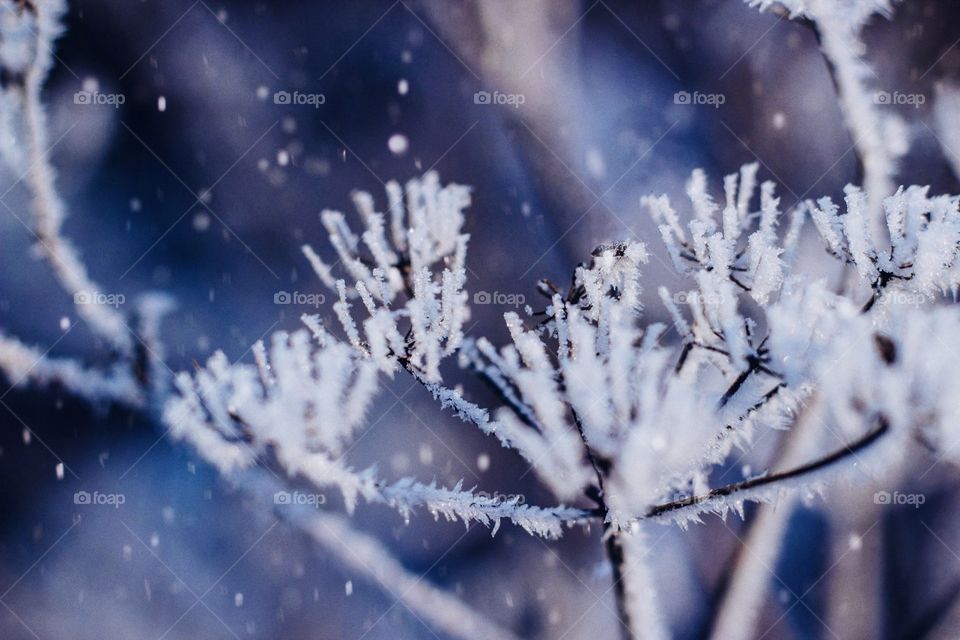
xmin=301 ymin=171 xmax=470 ymax=382
xmin=747 ymin=0 xmax=908 ymax=239
xmin=0 ymin=0 xmax=131 ymax=351
xmin=0 ymin=330 xmax=141 ymax=404
xmin=643 ymin=163 xmax=960 ymax=639
xmin=164 ymin=326 xmax=587 ymax=540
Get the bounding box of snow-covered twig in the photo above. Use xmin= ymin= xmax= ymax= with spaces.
xmin=748 ymin=0 xmax=907 ymax=239
xmin=164 ymin=328 xmax=587 ymax=539
xmin=0 ymin=0 xmax=132 ymax=352
xmin=0 ymin=330 xmax=141 ymax=404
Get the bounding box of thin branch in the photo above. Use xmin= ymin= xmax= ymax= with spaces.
xmin=646 ymin=416 xmax=888 ymax=519
xmin=0 ymin=331 xmax=142 ymax=405
xmin=18 ymin=3 xmax=131 ymax=352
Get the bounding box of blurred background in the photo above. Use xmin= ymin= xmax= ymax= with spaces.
xmin=0 ymin=0 xmax=959 ymax=638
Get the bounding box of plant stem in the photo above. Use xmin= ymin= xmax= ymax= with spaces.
xmin=573 ymin=410 xmax=635 ymax=640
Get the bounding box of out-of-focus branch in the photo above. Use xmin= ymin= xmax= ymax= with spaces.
xmin=706 ymin=394 xmax=824 ymax=640
xmin=15 ymin=0 xmax=132 ymax=352
xmin=761 ymin=0 xmax=906 ymax=241
xmin=249 ymin=469 xmax=526 ymax=640
xmin=0 ymin=330 xmax=142 ymax=404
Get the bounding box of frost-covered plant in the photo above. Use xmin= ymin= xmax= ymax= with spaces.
xmin=163 ymin=164 xmax=960 ymax=639
xmin=171 ymin=175 xmax=590 ymax=536
xmin=2 ymin=1 xmax=960 ymax=639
